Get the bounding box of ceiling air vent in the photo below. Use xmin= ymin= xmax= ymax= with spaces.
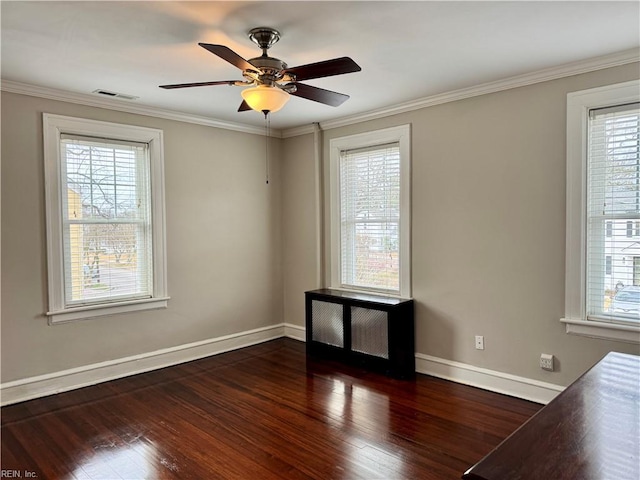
xmin=92 ymin=89 xmax=139 ymax=101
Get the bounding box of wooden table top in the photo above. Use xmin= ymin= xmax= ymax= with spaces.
xmin=463 ymin=352 xmax=640 ymax=480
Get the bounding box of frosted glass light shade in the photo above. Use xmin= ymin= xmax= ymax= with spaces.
xmin=241 ymin=85 xmax=290 ymax=113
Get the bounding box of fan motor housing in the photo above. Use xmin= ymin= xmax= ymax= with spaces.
xmin=246 ymin=56 xmax=288 ymax=85
xmin=248 ymin=56 xmax=287 ymax=72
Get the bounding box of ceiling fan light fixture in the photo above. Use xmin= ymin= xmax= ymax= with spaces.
xmin=241 ymin=85 xmax=290 ymax=114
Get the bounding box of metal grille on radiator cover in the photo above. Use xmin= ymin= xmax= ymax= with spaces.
xmin=351 ymin=306 xmax=389 ymax=359
xmin=311 ymin=300 xmax=344 ymax=347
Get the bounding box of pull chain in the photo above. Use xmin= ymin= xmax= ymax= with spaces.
xmin=264 ymin=111 xmax=270 ymax=184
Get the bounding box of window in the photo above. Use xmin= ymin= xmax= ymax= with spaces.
xmin=563 ymin=80 xmax=640 ymax=343
xmin=329 ymin=125 xmax=411 ymax=297
xmin=43 ymin=114 xmax=168 ymax=323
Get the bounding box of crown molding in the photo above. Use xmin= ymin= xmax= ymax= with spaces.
xmin=0 ymin=80 xmax=282 ymax=138
xmin=282 ymin=48 xmax=640 ymax=137
xmin=281 ymin=124 xmax=316 ymax=138
xmin=3 ymin=48 xmax=638 ymax=140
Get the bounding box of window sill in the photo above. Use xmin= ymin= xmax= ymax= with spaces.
xmin=560 ymin=317 xmax=640 ymax=344
xmin=331 ymin=286 xmax=411 ymax=300
xmin=47 ymin=297 xmax=170 ymax=325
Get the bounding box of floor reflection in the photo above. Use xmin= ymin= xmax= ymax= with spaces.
xmin=344 ymin=440 xmax=407 ymax=479
xmin=70 ymin=439 xmax=159 ymax=479
xmin=324 ymin=377 xmax=406 ymax=478
xmin=326 ymin=379 xmax=390 ymax=428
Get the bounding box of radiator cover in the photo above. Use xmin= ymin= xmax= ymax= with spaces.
xmin=305 ymin=289 xmax=415 ymax=379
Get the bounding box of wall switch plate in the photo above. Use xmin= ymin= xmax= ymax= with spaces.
xmin=475 ymin=335 xmax=484 ymax=350
xmin=540 ymin=353 xmax=554 ymax=371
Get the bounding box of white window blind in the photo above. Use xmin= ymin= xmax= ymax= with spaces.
xmin=339 ymin=142 xmax=401 ymax=293
xmin=587 ymin=102 xmax=640 ymax=323
xmin=60 ymin=134 xmax=153 ymax=306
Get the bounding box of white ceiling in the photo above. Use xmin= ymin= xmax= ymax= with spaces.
xmin=2 ymin=1 xmax=639 ymax=131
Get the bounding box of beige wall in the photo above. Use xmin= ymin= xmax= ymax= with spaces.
xmin=282 ymin=63 xmax=640 ymax=386
xmin=1 ymin=92 xmax=283 ymax=382
xmin=3 ymin=62 xmax=640 ymax=390
xmin=281 ymin=132 xmax=320 ymax=330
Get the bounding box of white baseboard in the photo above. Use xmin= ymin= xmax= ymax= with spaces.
xmin=415 ymin=353 xmax=564 ymax=405
xmin=284 ymin=322 xmax=305 ymax=341
xmin=0 ymin=324 xmax=285 ymax=406
xmin=285 ymin=325 xmax=563 ymax=404
xmin=0 ymin=322 xmax=564 ymax=407
xmin=287 ymin=325 xmax=562 ymax=404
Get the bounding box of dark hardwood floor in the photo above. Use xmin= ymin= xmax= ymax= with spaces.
xmin=1 ymin=338 xmax=541 ymax=479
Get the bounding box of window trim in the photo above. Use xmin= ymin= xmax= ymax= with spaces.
xmin=43 ymin=114 xmax=169 ymax=324
xmin=329 ymin=124 xmax=411 ymax=298
xmin=562 ymin=80 xmax=640 ymax=343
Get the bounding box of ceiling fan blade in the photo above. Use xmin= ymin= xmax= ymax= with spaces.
xmin=290 ymin=83 xmax=349 ymax=107
xmin=198 ymin=43 xmax=257 ymax=72
xmin=159 ymin=80 xmax=239 ymax=89
xmin=284 ymin=57 xmax=361 ymax=81
xmin=238 ymin=100 xmax=252 ymax=112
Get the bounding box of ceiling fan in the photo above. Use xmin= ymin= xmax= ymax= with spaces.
xmin=159 ymin=27 xmax=361 ymax=114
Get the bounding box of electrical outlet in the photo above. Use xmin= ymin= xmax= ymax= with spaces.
xmin=475 ymin=335 xmax=484 ymax=350
xmin=540 ymin=353 xmax=554 ymax=371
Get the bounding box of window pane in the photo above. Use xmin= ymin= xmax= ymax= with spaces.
xmin=340 ymin=143 xmax=400 ymax=292
xmin=587 ymin=104 xmax=640 ymax=323
xmin=63 ymin=140 xmax=146 ymax=221
xmin=61 ymin=137 xmax=152 ymax=306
